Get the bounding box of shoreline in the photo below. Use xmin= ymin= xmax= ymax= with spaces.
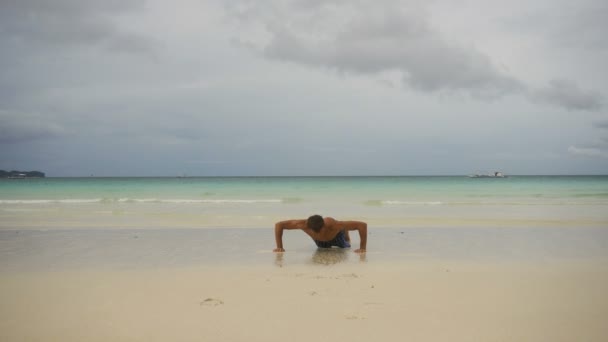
xmin=2 ymin=227 xmax=607 ymax=273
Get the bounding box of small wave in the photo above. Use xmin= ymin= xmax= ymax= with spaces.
xmin=0 ymin=198 xmax=286 ymax=205
xmin=0 ymin=199 xmax=104 ymax=204
xmin=58 ymin=199 xmax=103 ymax=203
xmin=191 ymin=199 xmax=283 ymax=204
xmin=364 ymin=200 xmax=443 ymax=206
xmin=384 ymin=200 xmax=443 ymax=205
xmin=115 ymin=198 xmax=284 ymax=204
xmin=0 ymin=200 xmax=49 ymax=204
xmin=118 ymin=198 xmax=160 ymax=203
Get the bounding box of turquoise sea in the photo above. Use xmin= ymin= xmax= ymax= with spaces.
xmin=1 ymin=176 xmax=607 ymax=230
xmin=1 ymin=176 xmax=608 ymax=270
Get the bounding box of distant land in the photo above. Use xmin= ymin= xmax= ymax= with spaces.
xmin=0 ymin=170 xmax=46 ymax=178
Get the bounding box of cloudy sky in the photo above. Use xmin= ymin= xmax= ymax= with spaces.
xmin=1 ymin=0 xmax=607 ymax=176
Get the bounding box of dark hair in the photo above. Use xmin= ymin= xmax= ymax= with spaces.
xmin=307 ymin=215 xmax=324 ymax=232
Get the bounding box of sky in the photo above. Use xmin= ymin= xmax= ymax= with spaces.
xmin=1 ymin=0 xmax=607 ymax=176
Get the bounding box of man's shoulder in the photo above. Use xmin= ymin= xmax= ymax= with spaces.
xmin=324 ymin=217 xmax=337 ymax=225
xmin=325 ymin=217 xmax=344 ymax=229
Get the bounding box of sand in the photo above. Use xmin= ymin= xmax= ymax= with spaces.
xmin=1 ymin=227 xmax=607 ymax=341
xmin=2 ymin=259 xmax=608 ymax=342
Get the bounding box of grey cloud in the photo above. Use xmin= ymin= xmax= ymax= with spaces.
xmin=576 ymin=137 xmax=608 ymax=149
xmin=593 ymin=120 xmax=608 ymax=129
xmin=260 ymin=3 xmax=522 ymax=96
xmin=0 ymin=0 xmax=159 ymax=121
xmin=0 ymin=0 xmax=153 ymax=52
xmin=568 ymin=120 xmax=608 ymax=159
xmin=0 ymin=110 xmax=68 ymax=144
xmin=503 ymin=0 xmax=608 ymax=52
xmin=551 ymin=0 xmax=608 ymax=51
xmin=530 ymin=79 xmax=603 ymax=111
xmin=228 ymin=0 xmax=606 ymax=110
xmin=568 ymin=146 xmax=608 ymax=158
xmin=564 ymin=112 xmax=608 ymax=160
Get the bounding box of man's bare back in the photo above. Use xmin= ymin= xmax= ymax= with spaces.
xmin=273 ymin=215 xmax=367 ymax=253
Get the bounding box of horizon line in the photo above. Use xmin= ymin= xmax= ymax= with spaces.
xmin=17 ymin=174 xmax=608 ymax=178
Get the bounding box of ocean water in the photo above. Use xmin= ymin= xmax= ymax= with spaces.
xmin=1 ymin=176 xmax=608 ymax=270
xmin=1 ymin=176 xmax=607 ymax=229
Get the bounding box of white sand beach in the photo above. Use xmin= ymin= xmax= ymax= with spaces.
xmin=1 ymin=225 xmax=608 ymax=341
xmin=2 ymin=259 xmax=608 ymax=342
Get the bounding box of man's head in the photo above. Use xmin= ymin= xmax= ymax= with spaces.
xmin=307 ymin=215 xmax=325 ymax=232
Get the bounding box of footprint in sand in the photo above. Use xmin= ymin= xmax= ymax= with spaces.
xmin=200 ymin=298 xmax=224 ymax=306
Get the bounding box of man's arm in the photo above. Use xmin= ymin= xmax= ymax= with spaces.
xmin=274 ymin=220 xmax=306 ymax=252
xmin=338 ymin=220 xmax=367 ymax=253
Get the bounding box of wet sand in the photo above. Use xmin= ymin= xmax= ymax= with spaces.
xmin=1 ymin=228 xmax=608 ymax=341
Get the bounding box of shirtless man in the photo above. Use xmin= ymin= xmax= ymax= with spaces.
xmin=273 ymin=215 xmax=367 ymax=253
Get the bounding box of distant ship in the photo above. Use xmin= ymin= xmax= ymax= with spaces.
xmin=468 ymin=171 xmax=507 ymax=178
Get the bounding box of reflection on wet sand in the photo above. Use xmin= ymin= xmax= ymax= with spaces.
xmin=274 ymin=252 xmax=284 ymax=267
xmin=274 ymin=248 xmax=367 ymax=267
xmin=310 ymin=248 xmax=367 ymax=265
xmin=311 ymin=248 xmax=350 ymax=265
